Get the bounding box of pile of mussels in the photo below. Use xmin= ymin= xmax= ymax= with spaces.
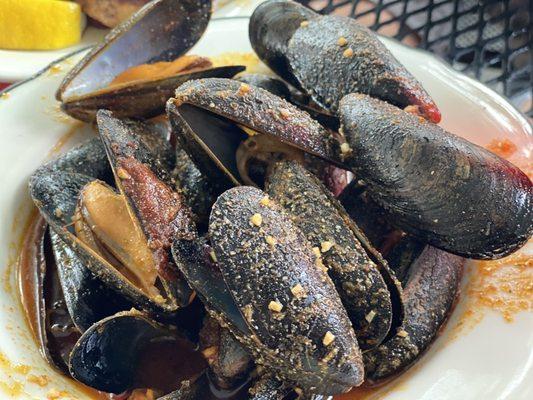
xmin=25 ymin=0 xmax=532 ymax=399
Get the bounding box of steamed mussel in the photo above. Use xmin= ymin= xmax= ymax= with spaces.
xmin=57 ymin=0 xmax=244 ymax=122
xmin=20 ymin=0 xmax=533 ymax=398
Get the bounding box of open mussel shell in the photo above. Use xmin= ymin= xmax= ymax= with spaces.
xmin=364 ymin=245 xmax=464 ymax=383
xmin=96 ymin=110 xmax=197 ymax=307
xmin=167 ymin=78 xmax=338 ymax=192
xmin=338 ymin=93 xmax=533 ymax=259
xmin=266 ymin=160 xmax=399 ymax=350
xmin=29 ymin=170 xmax=181 ymax=318
xmin=68 ymin=310 xmax=205 ymax=393
xmin=57 ymin=0 xmax=211 ymax=101
xmin=189 ymin=186 xmax=363 ymax=394
xmin=62 ymin=65 xmax=245 ymax=122
xmin=249 ymin=0 xmax=440 ymax=123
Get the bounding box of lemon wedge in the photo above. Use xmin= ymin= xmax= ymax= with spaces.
xmin=0 ymin=0 xmax=84 ymax=50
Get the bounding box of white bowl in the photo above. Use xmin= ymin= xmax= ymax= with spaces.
xmin=0 ymin=13 xmax=531 ymax=400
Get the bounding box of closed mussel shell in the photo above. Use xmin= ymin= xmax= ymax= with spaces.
xmin=266 ymin=160 xmax=395 ymax=350
xmin=209 ymin=186 xmax=363 ymax=394
xmin=338 ymin=93 xmax=533 ymax=259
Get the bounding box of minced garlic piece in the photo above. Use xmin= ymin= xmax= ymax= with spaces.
xmin=343 ymin=48 xmax=354 ymax=57
xmin=265 ymin=235 xmax=277 ymax=246
xmin=279 ymin=108 xmax=291 ymax=119
xmin=291 ymin=283 xmax=305 ymax=297
xmin=316 ymin=257 xmax=328 ymax=272
xmin=154 ymin=294 xmax=165 ymax=304
xmin=202 ymin=346 xmax=217 ymax=359
xmin=312 ymin=247 xmax=322 ymax=258
xmin=323 ymin=331 xmax=335 ymax=346
xmin=340 ymin=142 xmax=352 ymax=154
xmin=209 ymin=250 xmax=218 ymax=263
xmin=238 ymin=83 xmax=251 ymax=95
xmin=365 ymin=310 xmax=376 ymax=323
xmin=260 ymin=196 xmax=270 ymax=207
xmin=337 ymin=37 xmax=348 ymax=46
xmin=116 ymin=167 xmax=131 ymax=180
xmin=250 ymin=213 xmax=263 ymax=226
xmin=300 ymin=20 xmax=309 ymax=27
xmin=397 ymin=329 xmax=409 ymax=338
xmin=268 ymin=300 xmax=283 ymax=312
xmin=321 ymin=241 xmax=333 ymax=253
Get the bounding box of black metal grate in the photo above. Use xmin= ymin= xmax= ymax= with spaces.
xmin=298 ymin=0 xmax=532 ymax=116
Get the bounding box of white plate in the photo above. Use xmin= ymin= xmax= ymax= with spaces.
xmin=0 ymin=14 xmax=532 ymax=400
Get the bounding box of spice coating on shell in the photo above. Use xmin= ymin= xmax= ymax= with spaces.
xmin=266 ymin=161 xmax=392 ymax=350
xmin=169 ymin=78 xmax=336 ymax=162
xmin=338 ymin=93 xmax=533 ymax=259
xmin=209 ymin=186 xmax=363 ymax=394
xmin=249 ymin=0 xmax=440 ymax=122
xmin=287 ymin=15 xmax=439 ymax=122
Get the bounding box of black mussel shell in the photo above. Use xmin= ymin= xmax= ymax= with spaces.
xmin=338 ymin=93 xmax=533 ymax=259
xmin=167 ymin=78 xmax=337 ymax=192
xmin=62 ymin=66 xmax=244 ymax=122
xmin=34 ymin=137 xmax=112 ymax=182
xmin=249 ymin=0 xmax=317 ymax=89
xmin=58 ymin=0 xmax=212 ymax=101
xmin=19 ymin=218 xmax=81 ymax=374
xmin=249 ymin=0 xmax=440 ymax=123
xmin=50 ymin=230 xmax=132 ymax=331
xmin=207 ymin=186 xmax=363 ymax=394
xmin=68 ymin=310 xmax=204 ymax=393
xmin=266 ymin=161 xmax=397 ymax=350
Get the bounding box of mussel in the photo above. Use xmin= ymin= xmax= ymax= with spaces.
xmin=29 ymin=116 xmax=195 ymax=322
xmin=249 ymin=0 xmax=441 ymax=122
xmin=171 ymin=78 xmax=532 ymax=259
xmin=364 ymin=244 xmax=464 ymax=384
xmin=266 ymin=161 xmax=402 ymax=350
xmin=337 ymin=93 xmax=533 ymax=259
xmin=68 ymin=310 xmax=205 ymax=393
xmin=57 ymin=0 xmax=244 ymax=121
xmin=173 ymin=186 xmax=364 ymax=395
